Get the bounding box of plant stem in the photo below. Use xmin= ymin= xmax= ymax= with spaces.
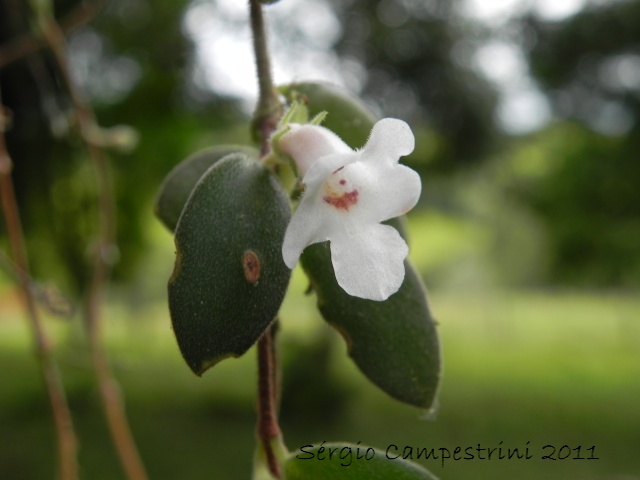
xmin=249 ymin=1 xmax=284 ymax=477
xmin=257 ymin=323 xmax=282 ymax=478
xmin=37 ymin=14 xmax=149 ymax=480
xmin=250 ymin=0 xmax=282 ymax=154
xmin=0 ymin=95 xmax=79 ymax=480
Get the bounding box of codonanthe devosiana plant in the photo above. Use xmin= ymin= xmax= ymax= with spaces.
xmin=276 ymin=118 xmax=421 ymax=302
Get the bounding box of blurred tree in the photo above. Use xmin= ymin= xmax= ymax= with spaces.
xmin=330 ymin=0 xmax=498 ymax=172
xmin=515 ymin=0 xmax=640 ymax=286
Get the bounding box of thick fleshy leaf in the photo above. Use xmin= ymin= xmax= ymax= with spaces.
xmin=300 ymin=225 xmax=441 ymax=409
xmin=284 ymin=443 xmax=438 ymax=480
xmin=155 ymin=145 xmax=257 ymax=231
xmin=280 ymin=82 xmax=377 ymax=149
xmin=168 ymin=153 xmax=291 ymax=375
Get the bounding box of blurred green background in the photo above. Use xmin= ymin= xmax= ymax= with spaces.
xmin=1 ymin=0 xmax=639 ymax=478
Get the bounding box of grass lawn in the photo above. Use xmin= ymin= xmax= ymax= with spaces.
xmin=1 ymin=286 xmax=639 ymax=480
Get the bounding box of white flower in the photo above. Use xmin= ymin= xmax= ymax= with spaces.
xmin=279 ymin=118 xmax=421 ymax=301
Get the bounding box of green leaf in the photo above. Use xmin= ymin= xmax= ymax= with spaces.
xmin=168 ymin=153 xmax=291 ymax=375
xmin=300 ymin=232 xmax=441 ymax=410
xmin=280 ymin=81 xmax=377 ymax=149
xmin=155 ymin=145 xmax=257 ymax=231
xmin=284 ymin=443 xmax=438 ymax=480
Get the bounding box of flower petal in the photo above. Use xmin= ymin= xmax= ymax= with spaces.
xmin=281 ymin=195 xmax=333 ymax=268
xmin=323 ymin=160 xmax=421 ymax=225
xmin=301 ymin=152 xmax=355 ymax=191
xmin=280 ymin=117 xmax=421 ymax=301
xmin=279 ymin=124 xmax=352 ymax=177
xmin=330 ymin=224 xmax=409 ymax=301
xmin=361 ymin=118 xmax=415 ymax=165
xmin=283 ymin=150 xmax=358 ymax=269
xmin=357 ymin=163 xmax=421 ymax=223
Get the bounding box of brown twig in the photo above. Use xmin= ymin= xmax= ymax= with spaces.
xmin=0 ymin=249 xmax=75 ymax=317
xmin=0 ymin=1 xmax=103 ymax=70
xmin=0 ymin=95 xmax=79 ymax=480
xmin=35 ymin=13 xmax=149 ymax=480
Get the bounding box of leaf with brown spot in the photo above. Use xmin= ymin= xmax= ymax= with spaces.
xmin=168 ymin=152 xmax=291 ymax=375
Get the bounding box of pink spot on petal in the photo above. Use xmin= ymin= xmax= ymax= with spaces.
xmin=323 ymin=189 xmax=359 ymax=211
xmin=339 ymin=179 xmax=346 ymax=185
